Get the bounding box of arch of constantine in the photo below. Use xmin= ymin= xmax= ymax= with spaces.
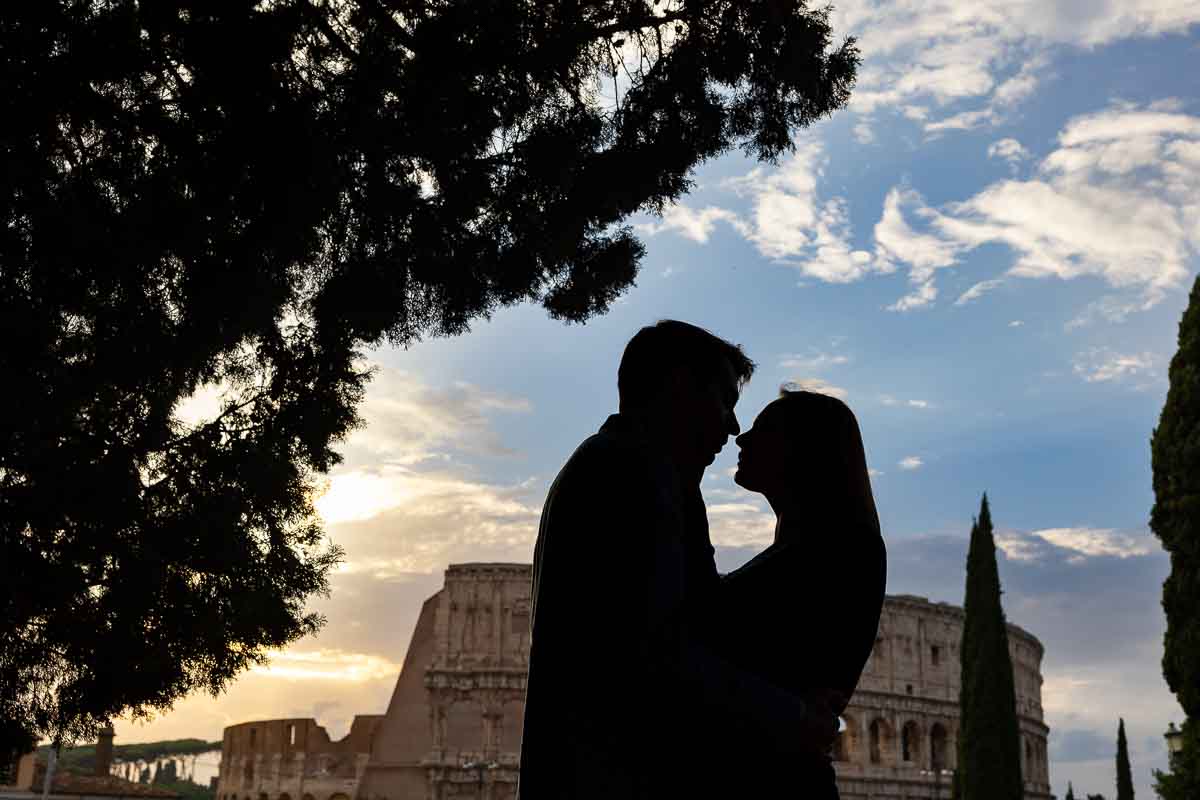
xmin=216 ymin=563 xmax=1052 ymax=800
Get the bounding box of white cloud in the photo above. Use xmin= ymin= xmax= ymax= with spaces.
xmin=871 ymin=102 xmax=1200 ymax=313
xmin=988 ymin=137 xmax=1031 ymax=164
xmin=636 ymin=203 xmax=750 ymax=243
xmin=874 ymin=187 xmax=961 ymax=278
xmin=1009 ymin=320 xmax=1025 ymax=327
xmin=875 ymin=187 xmax=959 ymax=311
xmin=721 ymin=143 xmax=879 ymax=283
xmin=779 ymin=351 xmax=851 ymax=371
xmin=1032 ymin=527 xmax=1155 ymax=562
xmin=783 ymin=377 xmax=849 ymax=400
xmin=249 ymin=649 xmax=403 ymax=683
xmin=706 ymin=499 xmax=775 ymax=548
xmin=638 ymin=97 xmax=1198 ymax=320
xmin=832 ymin=1 xmax=1199 ymax=136
xmin=887 ymin=280 xmax=938 ymax=312
xmin=907 ymin=399 xmax=930 ymax=409
xmin=955 ymin=278 xmax=1006 ymax=305
xmin=994 ymin=531 xmax=1045 ymax=562
xmin=1072 ymin=348 xmax=1157 ymax=384
xmin=899 ymin=456 xmax=924 ymax=470
xmin=341 ymin=365 xmax=531 ymax=464
xmin=319 ymin=467 xmax=542 ymax=574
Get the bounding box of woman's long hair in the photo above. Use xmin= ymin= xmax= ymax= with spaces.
xmin=775 ymin=387 xmax=882 ymax=539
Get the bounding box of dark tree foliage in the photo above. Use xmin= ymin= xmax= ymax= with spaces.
xmin=0 ymin=0 xmax=859 ymax=750
xmin=1151 ymin=275 xmax=1200 ymax=791
xmin=1116 ymin=718 xmax=1135 ymax=800
xmin=956 ymin=495 xmax=1024 ymax=800
xmin=1066 ymin=781 xmax=1076 ymax=800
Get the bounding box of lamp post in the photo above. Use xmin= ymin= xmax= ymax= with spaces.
xmin=1165 ymin=722 xmax=1185 ymax=767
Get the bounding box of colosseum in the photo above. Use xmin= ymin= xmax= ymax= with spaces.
xmin=216 ymin=563 xmax=1052 ymax=800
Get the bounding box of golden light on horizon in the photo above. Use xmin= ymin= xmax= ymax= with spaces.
xmin=313 ymin=470 xmax=413 ymax=525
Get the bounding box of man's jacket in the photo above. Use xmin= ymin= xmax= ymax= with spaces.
xmin=516 ymin=415 xmax=820 ymax=799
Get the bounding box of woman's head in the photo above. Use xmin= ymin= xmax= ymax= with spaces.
xmin=734 ymin=388 xmax=880 ymax=534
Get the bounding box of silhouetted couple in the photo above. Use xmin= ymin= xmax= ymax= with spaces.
xmin=517 ymin=321 xmax=887 ymax=799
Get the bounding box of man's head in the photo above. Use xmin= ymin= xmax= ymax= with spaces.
xmin=618 ymin=320 xmax=755 ymax=476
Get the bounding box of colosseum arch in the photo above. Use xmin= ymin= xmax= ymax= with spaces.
xmin=868 ymin=718 xmax=894 ymax=765
xmin=900 ymin=720 xmax=922 ymax=765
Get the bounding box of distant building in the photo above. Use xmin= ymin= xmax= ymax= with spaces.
xmin=216 ymin=563 xmax=1052 ymax=800
xmin=1 ymin=727 xmax=180 ymax=800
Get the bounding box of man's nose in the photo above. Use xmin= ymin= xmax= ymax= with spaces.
xmin=727 ymin=413 xmax=740 ymax=437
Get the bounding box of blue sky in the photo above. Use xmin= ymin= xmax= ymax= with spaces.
xmin=140 ymin=4 xmax=1200 ymax=799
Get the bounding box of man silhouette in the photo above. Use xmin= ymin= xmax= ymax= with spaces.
xmin=517 ymin=320 xmax=837 ymax=799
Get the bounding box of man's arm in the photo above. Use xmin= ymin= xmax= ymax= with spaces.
xmin=647 ymin=593 xmax=839 ymax=758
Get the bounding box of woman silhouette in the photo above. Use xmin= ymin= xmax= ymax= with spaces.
xmin=709 ymin=388 xmax=887 ymax=797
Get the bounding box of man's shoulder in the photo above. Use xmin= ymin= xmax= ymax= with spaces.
xmin=560 ymin=420 xmax=652 ymax=477
xmin=544 ymin=421 xmax=673 ymax=515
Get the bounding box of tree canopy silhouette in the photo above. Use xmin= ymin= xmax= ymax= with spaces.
xmin=0 ymin=0 xmax=858 ymax=751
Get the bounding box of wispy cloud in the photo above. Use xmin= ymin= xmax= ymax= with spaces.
xmin=635 ymin=204 xmax=750 ymax=244
xmin=988 ymin=137 xmax=1031 ymax=166
xmin=319 ymin=467 xmax=542 ymax=574
xmin=832 ymin=0 xmax=1197 ymax=136
xmin=1033 ymin=527 xmax=1155 ymax=561
xmin=248 ymin=649 xmax=403 ymax=683
xmin=872 ymin=102 xmax=1200 ymax=313
xmin=338 ymin=365 xmax=532 ymax=465
xmin=956 ymin=279 xmax=1006 ymax=305
xmin=1072 ymin=348 xmax=1157 ymax=384
xmin=779 ymin=351 xmax=851 ymax=371
xmin=783 ymin=377 xmax=849 ymax=400
xmin=899 ymin=456 xmax=924 ymax=470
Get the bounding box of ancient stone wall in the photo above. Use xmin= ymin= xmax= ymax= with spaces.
xmin=419 ymin=563 xmax=531 ymax=800
xmin=215 ymin=716 xmax=383 ymax=800
xmin=220 ymin=565 xmax=1053 ymax=800
xmin=834 ymin=594 xmax=1052 ymax=800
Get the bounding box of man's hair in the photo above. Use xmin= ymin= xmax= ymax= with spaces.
xmin=617 ymin=320 xmax=755 ymax=411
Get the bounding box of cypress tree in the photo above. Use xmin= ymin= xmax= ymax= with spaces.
xmin=1116 ymin=718 xmax=1134 ymax=800
xmin=957 ymin=494 xmax=1025 ymax=800
xmin=1066 ymin=781 xmax=1076 ymax=800
xmin=1151 ymin=274 xmax=1200 ymax=791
